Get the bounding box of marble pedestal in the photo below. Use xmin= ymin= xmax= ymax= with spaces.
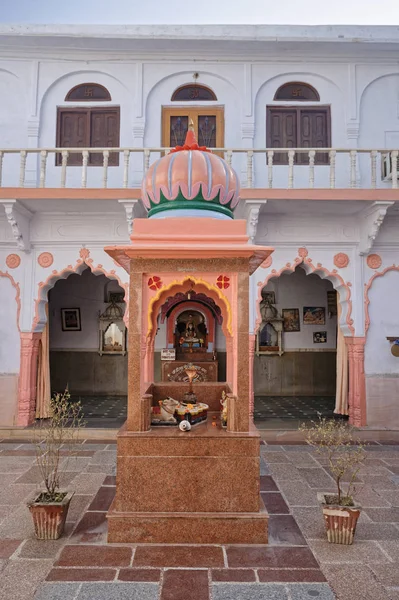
xmin=107 ymin=417 xmax=268 ymax=544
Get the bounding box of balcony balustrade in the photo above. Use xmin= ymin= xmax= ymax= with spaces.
xmin=0 ymin=147 xmax=398 ymax=191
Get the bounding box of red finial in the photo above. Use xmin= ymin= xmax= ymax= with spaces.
xmin=170 ymin=118 xmax=212 ymax=154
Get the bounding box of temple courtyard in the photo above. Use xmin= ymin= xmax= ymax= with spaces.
xmin=0 ymin=436 xmax=398 ymax=600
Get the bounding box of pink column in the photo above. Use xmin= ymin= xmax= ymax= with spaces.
xmin=345 ymin=336 xmax=367 ymax=427
xmin=17 ymin=332 xmax=41 ymax=426
xmin=249 ymin=333 xmax=256 ymax=419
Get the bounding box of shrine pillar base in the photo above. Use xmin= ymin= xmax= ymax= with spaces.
xmin=107 ymin=419 xmax=268 ymax=544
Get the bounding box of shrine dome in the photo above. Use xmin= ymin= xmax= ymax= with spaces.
xmin=141 ymin=123 xmax=240 ymax=219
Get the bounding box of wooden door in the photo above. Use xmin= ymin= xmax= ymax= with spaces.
xmin=266 ymin=107 xmax=297 ymax=165
xmin=162 ymin=107 xmax=224 ymax=152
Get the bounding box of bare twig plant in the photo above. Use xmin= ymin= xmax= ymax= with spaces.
xmin=33 ymin=390 xmax=85 ymax=502
xmin=301 ymin=416 xmax=366 ymax=506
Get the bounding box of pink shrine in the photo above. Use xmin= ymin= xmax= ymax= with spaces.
xmin=104 ymin=124 xmax=273 ymax=543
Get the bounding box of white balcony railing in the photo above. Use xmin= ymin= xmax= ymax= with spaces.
xmin=0 ymin=147 xmax=398 ymax=190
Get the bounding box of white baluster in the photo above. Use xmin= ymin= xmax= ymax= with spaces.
xmin=81 ymin=150 xmax=89 ymax=188
xmin=350 ymin=150 xmax=357 ymax=188
xmin=19 ymin=150 xmax=27 ymax=187
xmin=102 ymin=150 xmax=109 ymax=189
xmin=39 ymin=150 xmax=48 ymax=188
xmin=329 ymin=150 xmax=336 ymax=189
xmin=288 ymin=150 xmax=295 ymax=189
xmin=61 ymin=150 xmax=69 ymax=188
xmin=267 ymin=150 xmax=274 ymax=188
xmin=246 ymin=150 xmax=253 ymax=188
xmin=370 ymin=150 xmax=377 ymax=189
xmin=123 ymin=149 xmax=130 ymax=188
xmin=0 ymin=151 xmax=3 ymax=187
xmin=144 ymin=149 xmax=150 ymax=173
xmin=391 ymin=150 xmax=398 ymax=189
xmin=226 ymin=150 xmax=233 ymax=167
xmin=308 ymin=150 xmax=316 ymax=189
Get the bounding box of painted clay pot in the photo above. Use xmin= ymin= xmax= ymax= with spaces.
xmin=317 ymin=492 xmax=361 ymax=545
xmin=28 ymin=491 xmax=74 ymax=540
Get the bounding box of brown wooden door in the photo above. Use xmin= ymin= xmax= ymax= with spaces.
xmin=299 ymin=109 xmax=329 ymax=165
xmin=162 ymin=107 xmax=224 ymax=153
xmin=89 ymin=109 xmax=120 ymax=165
xmin=57 ymin=109 xmax=89 ymax=165
xmin=267 ymin=108 xmax=297 ymax=164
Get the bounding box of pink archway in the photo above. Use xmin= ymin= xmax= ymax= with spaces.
xmin=17 ymin=249 xmax=129 ymax=427
xmin=251 ymin=249 xmax=366 ymax=426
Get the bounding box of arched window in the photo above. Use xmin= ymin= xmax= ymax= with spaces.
xmin=267 ymin=81 xmax=330 ymax=165
xmin=274 ymin=82 xmax=320 ymax=102
xmin=65 ymin=83 xmax=111 ymax=102
xmin=57 ymin=83 xmax=119 ymax=166
xmin=171 ymin=84 xmax=217 ymax=102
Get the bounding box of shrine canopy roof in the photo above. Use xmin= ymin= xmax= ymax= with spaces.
xmin=104 ymin=218 xmax=273 ymax=276
xmin=141 ymin=123 xmax=240 ymax=220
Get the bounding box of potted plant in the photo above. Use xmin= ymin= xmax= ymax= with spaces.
xmin=28 ymin=390 xmax=84 ymax=540
xmin=301 ymin=416 xmax=366 ymax=545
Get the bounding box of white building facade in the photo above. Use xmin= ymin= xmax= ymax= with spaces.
xmin=1 ymin=25 xmax=399 ymax=428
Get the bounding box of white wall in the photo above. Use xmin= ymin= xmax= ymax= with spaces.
xmin=49 ymin=268 xmax=125 ymax=350
xmin=262 ymin=267 xmax=337 ymax=350
xmin=0 ymin=276 xmax=20 ymax=372
xmin=365 ymin=269 xmax=399 ymax=375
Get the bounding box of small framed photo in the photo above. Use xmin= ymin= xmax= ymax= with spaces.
xmin=61 ymin=308 xmax=81 ymax=331
xmin=282 ymin=308 xmax=300 ymax=332
xmin=313 ymin=331 xmax=327 ymax=344
xmin=303 ymin=306 xmax=325 ymax=325
xmin=108 ymin=292 xmax=125 ymax=303
xmin=261 ymin=291 xmax=276 ymax=304
xmin=327 ymin=290 xmax=338 ymax=316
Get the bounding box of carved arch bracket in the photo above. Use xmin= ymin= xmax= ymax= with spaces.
xmin=358 ymin=201 xmax=394 ymax=256
xmin=1 ymin=200 xmax=33 ymax=252
xmin=244 ymin=200 xmax=266 ymax=243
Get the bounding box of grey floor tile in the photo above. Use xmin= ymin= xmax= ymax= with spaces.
xmin=213 ymin=583 xmax=288 ymax=600
xmin=0 ymin=558 xmax=52 ymax=600
xmin=287 ymin=583 xmax=335 ymax=600
xmin=77 ymin=582 xmax=159 ymax=600
xmin=34 ymin=583 xmax=81 ymax=600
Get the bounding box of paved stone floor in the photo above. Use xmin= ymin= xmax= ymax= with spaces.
xmin=0 ymin=437 xmax=398 ymax=600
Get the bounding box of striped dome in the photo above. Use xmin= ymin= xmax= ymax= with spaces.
xmin=141 ymin=127 xmax=240 ymax=219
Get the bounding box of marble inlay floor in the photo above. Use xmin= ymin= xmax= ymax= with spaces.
xmin=0 ymin=437 xmax=398 ymax=600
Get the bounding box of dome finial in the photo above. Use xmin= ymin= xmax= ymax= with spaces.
xmin=184 ymin=118 xmax=197 ymax=147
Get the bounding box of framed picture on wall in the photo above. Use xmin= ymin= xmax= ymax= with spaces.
xmin=61 ymin=308 xmax=81 ymax=331
xmin=282 ymin=308 xmax=300 ymax=332
xmin=108 ymin=292 xmax=125 ymax=303
xmin=303 ymin=306 xmax=325 ymax=325
xmin=313 ymin=331 xmax=327 ymax=343
xmin=327 ymin=290 xmax=338 ymax=316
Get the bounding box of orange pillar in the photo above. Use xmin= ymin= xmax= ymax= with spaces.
xmin=249 ymin=333 xmax=256 ymax=419
xmin=17 ymin=332 xmax=41 ymax=426
xmin=345 ymin=336 xmax=367 ymax=427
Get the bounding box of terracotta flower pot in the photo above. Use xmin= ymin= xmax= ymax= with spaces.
xmin=317 ymin=492 xmax=361 ymax=545
xmin=28 ymin=491 xmax=74 ymax=540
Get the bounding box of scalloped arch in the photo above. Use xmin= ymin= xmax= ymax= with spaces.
xmin=364 ymin=265 xmax=399 ymax=334
xmin=254 ymin=256 xmax=354 ymax=337
xmin=254 ymin=71 xmax=344 ymax=106
xmin=32 ymin=259 xmax=128 ymax=333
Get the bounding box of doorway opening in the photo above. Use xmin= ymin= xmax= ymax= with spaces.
xmin=47 ymin=267 xmax=127 ymax=427
xmin=253 ymin=266 xmax=343 ymax=427
xmin=162 ymin=106 xmax=224 ymax=151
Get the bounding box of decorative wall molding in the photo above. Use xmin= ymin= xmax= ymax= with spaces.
xmin=334 ymin=252 xmax=350 ymax=268
xmin=241 ymin=122 xmax=255 ymax=139
xmin=245 ymin=200 xmax=264 ymax=243
xmin=37 ymin=252 xmax=54 ymax=268
xmin=366 ymin=253 xmax=382 ymax=270
xmin=118 ymin=199 xmax=139 ymax=235
xmin=1 ymin=200 xmax=33 ymax=252
xmin=6 ymin=253 xmax=21 ymax=269
xmin=358 ymin=201 xmax=394 ymax=255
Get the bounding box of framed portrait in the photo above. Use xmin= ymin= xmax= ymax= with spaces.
xmin=282 ymin=308 xmax=300 ymax=332
xmin=61 ymin=308 xmax=81 ymax=331
xmin=261 ymin=291 xmax=276 ymax=304
xmin=108 ymin=292 xmax=125 ymax=303
xmin=313 ymin=331 xmax=327 ymax=344
xmin=303 ymin=306 xmax=325 ymax=325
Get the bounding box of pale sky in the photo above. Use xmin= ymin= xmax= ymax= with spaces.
xmin=1 ymin=0 xmax=399 ymax=25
